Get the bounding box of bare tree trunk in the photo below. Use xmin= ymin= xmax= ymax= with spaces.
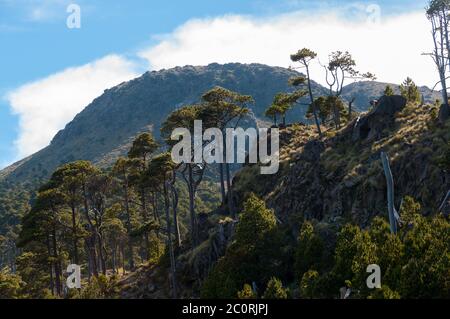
xmin=70 ymin=203 xmax=79 ymax=265
xmin=88 ymin=234 xmax=99 ymax=277
xmin=169 ymin=175 xmax=181 ymax=247
xmin=51 ymin=226 xmax=62 ymax=296
xmin=121 ymin=244 xmax=126 ymax=275
xmin=140 ymin=188 xmax=150 ymax=260
xmin=430 ymin=14 xmax=450 ymax=122
xmin=164 ymin=181 xmax=177 ymax=299
xmin=82 ymin=183 xmax=99 ymax=277
xmin=123 ymin=182 xmax=135 ymax=271
xmin=111 ymin=243 xmax=117 ymax=274
xmin=187 ymin=165 xmax=198 ymax=247
xmin=439 ymin=190 xmax=450 ymax=214
xmin=348 ymin=97 xmax=355 ymax=122
xmin=97 ymin=233 xmax=107 ymax=275
xmin=225 ymin=162 xmax=234 ymax=217
xmin=46 ymin=234 xmax=55 ymax=295
xmin=306 ymin=63 xmax=322 ymax=137
xmin=219 ymin=163 xmax=226 ymax=204
xmin=151 ymin=194 xmax=161 ymax=240
xmin=381 ymin=152 xmax=397 ymax=234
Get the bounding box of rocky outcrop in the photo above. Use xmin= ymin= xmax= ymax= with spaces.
xmin=233 ymin=97 xmax=449 ymax=229
xmin=348 ymin=95 xmax=406 ymax=143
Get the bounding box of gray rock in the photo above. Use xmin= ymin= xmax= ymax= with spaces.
xmin=351 ymin=95 xmax=406 ymax=142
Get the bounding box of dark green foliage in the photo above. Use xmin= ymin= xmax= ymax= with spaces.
xmin=299 ymin=270 xmax=319 ymax=298
xmin=235 ymin=194 xmax=276 ymax=246
xmin=400 ymin=77 xmax=421 ymax=104
xmin=384 ymin=85 xmax=394 ymax=96
xmin=0 ymin=268 xmax=24 ymax=299
xmin=262 ymin=277 xmax=288 ymax=299
xmin=201 ymin=194 xmax=288 ymax=298
xmin=203 ymin=193 xmax=449 ymax=299
xmin=237 ymin=283 xmax=257 ymax=299
xmin=294 ymin=221 xmax=325 ymax=278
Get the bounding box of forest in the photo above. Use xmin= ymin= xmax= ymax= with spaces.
xmin=0 ymin=0 xmax=449 ymax=299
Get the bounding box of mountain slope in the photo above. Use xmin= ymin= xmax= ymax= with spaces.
xmin=0 ymin=63 xmax=326 ymax=184
xmin=0 ymin=63 xmax=442 ymax=248
xmin=114 ymin=96 xmax=450 ymax=299
xmin=233 ymin=96 xmax=450 ymax=227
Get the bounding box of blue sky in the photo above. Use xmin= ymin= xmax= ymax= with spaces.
xmin=0 ymin=0 xmax=432 ymax=168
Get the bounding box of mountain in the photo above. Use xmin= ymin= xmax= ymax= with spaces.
xmin=0 ymin=62 xmax=448 ymax=299
xmin=0 ymin=63 xmax=327 ymax=250
xmin=0 ymin=63 xmax=326 ymax=185
xmin=0 ymin=63 xmax=442 ymax=245
xmin=0 ymin=64 xmax=440 ymax=185
xmin=341 ymin=80 xmax=441 ymax=111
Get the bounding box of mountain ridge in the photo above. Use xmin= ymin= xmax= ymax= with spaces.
xmin=0 ymin=63 xmax=441 ymax=184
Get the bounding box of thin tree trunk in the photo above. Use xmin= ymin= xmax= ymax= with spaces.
xmin=164 ymin=182 xmax=177 ymax=299
xmin=46 ymin=234 xmax=55 ymax=295
xmin=219 ymin=163 xmax=226 ymax=204
xmin=348 ymin=97 xmax=355 ymax=122
xmin=305 ymin=63 xmax=322 ymax=137
xmin=225 ymin=163 xmax=234 ymax=217
xmin=381 ymin=152 xmax=397 ymax=234
xmin=89 ymin=234 xmax=99 ymax=277
xmin=112 ymin=243 xmax=117 ymax=274
xmin=97 ymin=233 xmax=107 ymax=275
xmin=70 ymin=203 xmax=79 ymax=264
xmin=51 ymin=226 xmax=62 ymax=296
xmin=152 ymin=194 xmax=161 ymax=240
xmin=121 ymin=244 xmax=126 ymax=275
xmin=82 ymin=182 xmax=98 ymax=277
xmin=188 ymin=165 xmax=198 ymax=247
xmin=170 ymin=182 xmax=181 ymax=247
xmin=223 ymin=130 xmax=235 ymax=217
xmin=140 ymin=188 xmax=150 ymax=260
xmin=123 ymin=181 xmax=135 ymax=270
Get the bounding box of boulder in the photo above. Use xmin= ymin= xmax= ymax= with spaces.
xmin=351 ymin=95 xmax=406 ymax=142
xmin=373 ymin=95 xmax=407 ymax=116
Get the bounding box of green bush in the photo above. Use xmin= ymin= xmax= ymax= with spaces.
xmin=263 ymin=277 xmax=288 ymax=299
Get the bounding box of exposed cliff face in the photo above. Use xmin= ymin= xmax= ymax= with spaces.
xmin=233 ymin=97 xmax=450 ymax=228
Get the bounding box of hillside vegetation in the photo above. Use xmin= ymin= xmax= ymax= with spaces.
xmin=0 ymin=56 xmax=448 ymax=299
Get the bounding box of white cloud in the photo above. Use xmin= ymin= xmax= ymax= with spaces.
xmin=139 ymin=10 xmax=437 ymax=88
xmin=6 ymin=55 xmax=138 ymax=158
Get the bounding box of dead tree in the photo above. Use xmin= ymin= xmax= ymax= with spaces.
xmin=348 ymin=97 xmax=356 ymax=121
xmin=426 ymin=1 xmax=450 ymax=122
xmin=438 ymin=190 xmax=450 ymax=216
xmin=381 ymin=152 xmax=399 ymax=234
